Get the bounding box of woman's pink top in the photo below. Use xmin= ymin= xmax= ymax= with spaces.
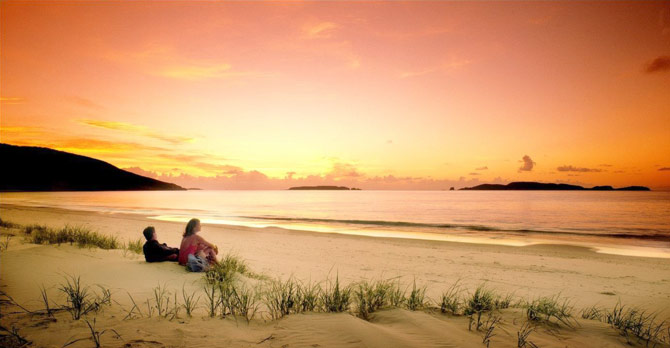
xmin=178 ymin=243 xmax=197 ymax=265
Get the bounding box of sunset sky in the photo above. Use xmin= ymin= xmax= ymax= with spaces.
xmin=1 ymin=1 xmax=669 ymax=190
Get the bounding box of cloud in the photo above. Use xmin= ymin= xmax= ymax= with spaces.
xmin=475 ymin=166 xmax=488 ymax=170
xmin=399 ymin=57 xmax=471 ymax=79
xmin=599 ymin=164 xmax=613 ymax=167
xmin=124 ymin=165 xmax=502 ymax=191
xmin=659 ymin=167 xmax=670 ymax=171
xmin=103 ymin=43 xmax=269 ymax=81
xmin=644 ymin=56 xmax=670 ymax=73
xmin=303 ymin=21 xmax=338 ymax=39
xmin=327 ymin=162 xmax=363 ymax=179
xmin=468 ymin=172 xmax=480 ymax=176
xmin=158 ymin=64 xmax=270 ymax=81
xmin=518 ymin=155 xmax=535 ymax=172
xmin=0 ymin=97 xmax=25 ymax=104
xmin=79 ymin=119 xmax=193 ymax=144
xmin=67 ymin=96 xmax=104 ymax=110
xmin=556 ymin=165 xmax=603 ymax=173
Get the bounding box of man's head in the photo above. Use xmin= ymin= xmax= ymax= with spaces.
xmin=143 ymin=226 xmax=156 ymax=241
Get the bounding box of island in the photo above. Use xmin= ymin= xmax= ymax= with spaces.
xmin=0 ymin=143 xmax=185 ymax=191
xmin=460 ymin=181 xmax=650 ymax=191
xmin=288 ymin=186 xmax=361 ymax=190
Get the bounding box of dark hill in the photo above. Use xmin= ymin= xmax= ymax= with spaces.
xmin=460 ymin=181 xmax=650 ymax=191
xmin=0 ymin=143 xmax=185 ymax=191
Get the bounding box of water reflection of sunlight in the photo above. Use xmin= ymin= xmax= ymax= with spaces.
xmin=149 ymin=215 xmax=670 ymax=259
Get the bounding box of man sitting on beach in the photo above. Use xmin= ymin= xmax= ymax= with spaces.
xmin=142 ymin=226 xmax=179 ymax=262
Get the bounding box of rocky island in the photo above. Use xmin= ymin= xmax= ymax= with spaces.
xmin=460 ymin=181 xmax=650 ymax=191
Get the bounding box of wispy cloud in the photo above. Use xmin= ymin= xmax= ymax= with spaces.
xmin=104 ymin=43 xmax=269 ymax=81
xmin=399 ymin=57 xmax=471 ymax=78
xmin=0 ymin=97 xmax=25 ymax=104
xmin=644 ymin=56 xmax=670 ymax=74
xmin=159 ymin=63 xmax=270 ymax=81
xmin=659 ymin=167 xmax=670 ymax=171
xmin=79 ymin=119 xmax=193 ymax=144
xmin=303 ymin=21 xmax=338 ymax=39
xmin=475 ymin=166 xmax=488 ymax=171
xmin=557 ymin=165 xmax=603 ymax=173
xmin=67 ymin=96 xmax=104 ymax=110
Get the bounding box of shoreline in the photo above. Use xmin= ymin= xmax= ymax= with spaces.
xmin=3 ymin=202 xmax=670 ymax=260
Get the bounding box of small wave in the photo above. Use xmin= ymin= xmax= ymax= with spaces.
xmin=239 ymin=215 xmax=670 ymax=242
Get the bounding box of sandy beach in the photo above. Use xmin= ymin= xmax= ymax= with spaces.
xmin=1 ymin=204 xmax=670 ymax=347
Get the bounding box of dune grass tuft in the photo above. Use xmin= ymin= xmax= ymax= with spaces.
xmin=355 ymin=278 xmax=398 ymax=320
xmin=124 ymin=238 xmax=144 ymax=254
xmin=295 ymin=280 xmax=321 ymax=313
xmin=263 ymin=277 xmax=298 ymax=320
xmin=321 ymin=275 xmax=352 ymax=313
xmin=23 ymin=224 xmax=119 ymax=250
xmin=605 ymin=302 xmax=667 ymax=346
xmin=517 ymin=322 xmax=538 ymax=348
xmin=525 ymin=294 xmax=575 ymax=328
xmin=58 ymin=275 xmax=111 ymax=320
xmin=205 ymin=253 xmax=256 ymax=285
xmin=465 ymin=285 xmax=496 ymax=330
xmin=0 ymin=218 xmax=20 ymax=229
xmin=406 ymin=279 xmax=427 ymax=311
xmin=440 ymin=281 xmax=462 ymax=315
xmin=580 ymin=304 xmax=604 ymax=321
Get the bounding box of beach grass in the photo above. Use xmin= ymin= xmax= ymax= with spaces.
xmin=321 ymin=275 xmax=352 ymax=313
xmin=0 ymin=217 xmax=20 ymax=229
xmin=517 ymin=322 xmax=538 ymax=348
xmin=406 ymin=279 xmax=427 ymax=311
xmin=605 ymin=302 xmax=667 ymax=346
xmin=181 ymin=286 xmax=200 ymax=318
xmin=58 ymin=275 xmax=114 ymax=320
xmin=354 ymin=278 xmax=394 ymax=319
xmin=124 ymin=238 xmax=144 ymax=254
xmin=205 ymin=253 xmax=255 ymax=285
xmin=295 ymin=280 xmax=321 ymax=313
xmin=580 ymin=304 xmax=604 ymax=321
xmin=525 ymin=294 xmax=576 ymax=328
xmin=263 ymin=277 xmax=298 ymax=320
xmin=23 ymin=224 xmax=119 ymax=250
xmin=440 ymin=280 xmax=462 ymax=315
xmin=464 ymin=285 xmax=496 ymax=330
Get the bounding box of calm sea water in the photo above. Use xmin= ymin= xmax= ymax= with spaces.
xmin=2 ymin=191 xmax=669 ymax=257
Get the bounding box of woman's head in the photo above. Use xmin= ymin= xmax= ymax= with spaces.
xmin=184 ymin=218 xmax=201 ymax=237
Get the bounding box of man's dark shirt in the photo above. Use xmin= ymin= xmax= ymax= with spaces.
xmin=143 ymin=240 xmax=179 ymax=262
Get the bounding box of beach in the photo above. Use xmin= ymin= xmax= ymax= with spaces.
xmin=2 ymin=203 xmax=670 ymax=347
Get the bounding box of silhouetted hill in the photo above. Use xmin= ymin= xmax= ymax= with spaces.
xmin=0 ymin=143 xmax=185 ymax=191
xmin=460 ymin=181 xmax=650 ymax=191
xmin=288 ymin=186 xmax=360 ymax=190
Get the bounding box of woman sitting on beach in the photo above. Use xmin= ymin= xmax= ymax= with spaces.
xmin=178 ymin=218 xmax=218 ymax=271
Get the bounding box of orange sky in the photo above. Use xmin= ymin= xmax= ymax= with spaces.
xmin=1 ymin=1 xmax=669 ymax=190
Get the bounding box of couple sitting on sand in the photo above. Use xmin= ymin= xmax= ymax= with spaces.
xmin=142 ymin=218 xmax=218 ymax=272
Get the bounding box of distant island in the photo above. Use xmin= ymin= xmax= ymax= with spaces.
xmin=288 ymin=186 xmax=361 ymax=190
xmin=0 ymin=143 xmax=185 ymax=191
xmin=460 ymin=181 xmax=650 ymax=191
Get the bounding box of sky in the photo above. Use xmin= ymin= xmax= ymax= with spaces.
xmin=1 ymin=1 xmax=669 ymax=190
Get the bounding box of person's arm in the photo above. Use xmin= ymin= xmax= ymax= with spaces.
xmin=156 ymin=242 xmax=178 ymax=257
xmin=195 ymin=235 xmax=215 ymax=250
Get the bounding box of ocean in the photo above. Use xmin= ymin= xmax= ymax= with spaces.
xmin=1 ymin=190 xmax=669 ymax=257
